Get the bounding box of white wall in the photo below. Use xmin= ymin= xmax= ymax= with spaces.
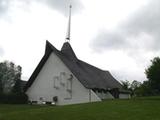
xmin=95 ymin=91 xmax=114 ymax=100
xmin=90 ymin=90 xmax=101 ymax=102
xmin=119 ymin=93 xmax=131 ymax=99
xmin=26 ymin=52 xmax=101 ymax=105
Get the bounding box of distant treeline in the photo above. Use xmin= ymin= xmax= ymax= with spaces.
xmin=121 ymin=56 xmax=160 ymax=97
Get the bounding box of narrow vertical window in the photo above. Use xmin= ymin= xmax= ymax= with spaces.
xmin=66 ymin=74 xmax=73 ymax=92
xmin=65 ymin=74 xmax=73 ymax=99
xmin=60 ymin=72 xmax=65 ymax=85
xmin=66 ymin=79 xmax=72 ymax=91
xmin=53 ymin=76 xmax=59 ymax=89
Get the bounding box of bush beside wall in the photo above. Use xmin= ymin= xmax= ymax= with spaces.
xmin=0 ymin=93 xmax=28 ymax=104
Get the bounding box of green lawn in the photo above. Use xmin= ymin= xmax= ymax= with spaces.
xmin=0 ymin=97 xmax=160 ymax=120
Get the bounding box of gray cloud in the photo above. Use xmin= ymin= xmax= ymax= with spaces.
xmin=0 ymin=47 xmax=4 ymax=56
xmin=0 ymin=0 xmax=10 ymax=16
xmin=40 ymin=0 xmax=83 ymax=16
xmin=91 ymin=29 xmax=127 ymax=52
xmin=90 ymin=0 xmax=160 ymax=52
xmin=0 ymin=0 xmax=83 ymax=18
xmin=123 ymin=0 xmax=160 ymax=36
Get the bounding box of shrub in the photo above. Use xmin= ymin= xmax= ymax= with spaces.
xmin=0 ymin=93 xmax=28 ymax=104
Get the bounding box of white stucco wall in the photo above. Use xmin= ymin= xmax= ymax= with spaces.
xmin=119 ymin=93 xmax=131 ymax=99
xmin=26 ymin=52 xmax=101 ymax=105
xmin=105 ymin=92 xmax=114 ymax=99
xmin=90 ymin=90 xmax=101 ymax=102
xmin=95 ymin=91 xmax=114 ymax=100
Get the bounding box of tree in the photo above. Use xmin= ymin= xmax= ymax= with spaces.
xmin=12 ymin=65 xmax=22 ymax=94
xmin=134 ymin=81 xmax=152 ymax=96
xmin=121 ymin=80 xmax=130 ymax=90
xmin=121 ymin=80 xmax=143 ymax=96
xmin=130 ymin=80 xmax=141 ymax=91
xmin=12 ymin=79 xmax=22 ymax=94
xmin=130 ymin=80 xmax=142 ymax=96
xmin=0 ymin=79 xmax=3 ymax=93
xmin=0 ymin=61 xmax=22 ymax=93
xmin=145 ymin=57 xmax=160 ymax=94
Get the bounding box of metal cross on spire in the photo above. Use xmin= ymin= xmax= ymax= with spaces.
xmin=65 ymin=5 xmax=72 ymax=42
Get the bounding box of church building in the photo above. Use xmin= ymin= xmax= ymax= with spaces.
xmin=24 ymin=5 xmax=130 ymax=105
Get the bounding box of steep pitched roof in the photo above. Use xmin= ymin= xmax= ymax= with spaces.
xmin=24 ymin=41 xmax=122 ymax=91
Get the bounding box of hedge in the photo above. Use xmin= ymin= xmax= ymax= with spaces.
xmin=0 ymin=93 xmax=28 ymax=104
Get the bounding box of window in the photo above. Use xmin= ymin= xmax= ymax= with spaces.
xmin=53 ymin=76 xmax=60 ymax=89
xmin=64 ymin=74 xmax=73 ymax=99
xmin=66 ymin=74 xmax=73 ymax=92
xmin=60 ymin=72 xmax=65 ymax=85
xmin=66 ymin=79 xmax=72 ymax=92
xmin=31 ymin=101 xmax=37 ymax=104
xmin=65 ymin=80 xmax=72 ymax=99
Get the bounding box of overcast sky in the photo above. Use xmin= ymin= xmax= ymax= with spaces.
xmin=0 ymin=0 xmax=159 ymax=82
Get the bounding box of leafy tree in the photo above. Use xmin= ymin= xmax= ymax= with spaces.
xmin=121 ymin=80 xmax=130 ymax=90
xmin=12 ymin=79 xmax=22 ymax=94
xmin=130 ymin=80 xmax=141 ymax=91
xmin=12 ymin=65 xmax=22 ymax=94
xmin=134 ymin=81 xmax=152 ymax=96
xmin=0 ymin=61 xmax=22 ymax=93
xmin=121 ymin=80 xmax=143 ymax=96
xmin=0 ymin=79 xmax=2 ymax=93
xmin=145 ymin=57 xmax=160 ymax=93
xmin=130 ymin=80 xmax=142 ymax=96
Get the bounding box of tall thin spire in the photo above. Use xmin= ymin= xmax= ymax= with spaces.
xmin=66 ymin=5 xmax=72 ymax=42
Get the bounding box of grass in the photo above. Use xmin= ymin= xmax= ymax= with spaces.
xmin=0 ymin=96 xmax=160 ymax=120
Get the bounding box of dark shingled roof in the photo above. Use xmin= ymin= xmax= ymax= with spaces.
xmin=24 ymin=41 xmax=122 ymax=91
